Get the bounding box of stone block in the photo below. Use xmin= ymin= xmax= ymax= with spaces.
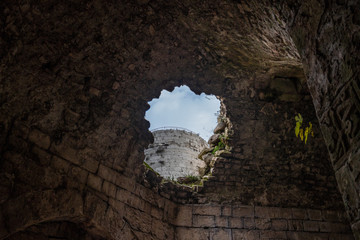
xmin=32 ymin=146 xmax=51 ymax=166
xmin=82 ymin=158 xmax=99 ymax=173
xmin=292 ymin=208 xmax=308 ymax=219
xmin=271 ymin=219 xmax=288 ymax=231
xmin=175 ymin=205 xmax=192 ymax=227
xmin=116 ymin=187 xmax=131 ymax=203
xmin=210 ymin=228 xmax=232 ymax=240
xmin=87 ymin=173 xmax=103 ymax=192
xmin=255 ymin=218 xmax=271 ymax=230
xmin=50 ymin=135 xmax=80 ymax=165
xmin=152 ymin=218 xmax=174 ymax=240
xmin=103 ymin=206 xmax=124 ymax=236
xmin=287 ymin=232 xmax=329 ymax=240
xmin=176 ymin=227 xmax=209 ymax=240
xmin=12 ymin=121 xmax=29 ymax=139
xmin=108 ymin=198 xmax=125 ymax=214
xmin=193 ymin=205 xmax=221 ymax=216
xmin=233 ymin=205 xmax=254 ymax=217
xmin=69 ymin=165 xmax=88 ymax=184
xmin=222 ymin=205 xmax=232 ymax=216
xmin=115 ymin=173 xmax=135 ymax=192
xmin=329 ymin=233 xmax=355 ymax=240
xmin=127 ymin=194 xmax=147 ymax=212
xmin=52 ymin=156 xmax=70 ymax=174
xmin=29 ymin=128 xmax=51 ymax=149
xmin=193 ymin=215 xmax=215 ymax=227
xmin=102 ymin=181 xmax=117 ymax=198
xmin=335 ymin=165 xmax=359 ymax=221
xmin=63 ymin=108 xmax=80 ymax=125
xmin=260 ymin=230 xmax=287 ymax=239
xmin=134 ymin=184 xmax=158 ymax=205
xmin=215 ymin=216 xmax=229 ymax=227
xmin=98 ymin=164 xmax=117 ymax=183
xmin=124 ymin=206 xmax=152 ymax=234
xmin=303 ymin=220 xmax=320 ymax=232
xmin=308 ymin=209 xmax=322 ymax=220
xmin=84 ymin=191 xmax=107 ymax=223
xmin=232 ymin=229 xmax=260 ymax=240
xmin=322 ymin=210 xmax=341 ymax=222
xmin=132 ymin=230 xmax=149 ymax=240
xmin=255 ymin=206 xmax=291 ymax=219
xmin=319 ymin=222 xmax=332 ymax=233
xmin=151 ymin=206 xmax=163 ymax=220
xmin=229 ymin=217 xmax=243 ymax=228
xmin=288 ymin=220 xmax=303 ymax=231
xmin=244 ymin=217 xmax=255 ymax=229
xmin=163 ymin=200 xmax=178 ymax=224
xmin=320 ymin=222 xmax=351 ymax=233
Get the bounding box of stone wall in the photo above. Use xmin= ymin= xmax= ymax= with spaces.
xmin=200 ymin=93 xmax=343 ymax=208
xmin=0 ymin=0 xmax=357 ymax=239
xmin=0 ymin=142 xmax=177 ymax=239
xmin=274 ymin=0 xmax=360 ymax=237
xmin=144 ymin=129 xmax=208 ymax=179
xmin=175 ymin=204 xmax=353 ymax=240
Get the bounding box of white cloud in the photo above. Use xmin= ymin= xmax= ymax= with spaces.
xmin=145 ymin=85 xmax=220 ymax=140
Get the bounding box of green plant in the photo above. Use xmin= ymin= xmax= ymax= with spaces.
xmin=212 ymin=141 xmax=225 ymax=154
xmin=294 ymin=113 xmax=314 ymax=144
xmin=184 ymin=175 xmax=200 ymax=182
xmin=212 ymin=134 xmax=227 ymax=154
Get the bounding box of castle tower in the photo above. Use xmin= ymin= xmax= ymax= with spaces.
xmin=144 ymin=128 xmax=208 ymax=179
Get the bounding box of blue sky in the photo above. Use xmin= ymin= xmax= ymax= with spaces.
xmin=145 ymin=85 xmax=220 ymax=140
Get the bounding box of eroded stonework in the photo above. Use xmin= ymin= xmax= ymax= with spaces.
xmin=0 ymin=0 xmax=358 ymax=239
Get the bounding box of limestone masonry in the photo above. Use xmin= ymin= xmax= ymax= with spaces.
xmin=144 ymin=129 xmax=208 ymax=179
xmin=0 ymin=0 xmax=359 ymax=239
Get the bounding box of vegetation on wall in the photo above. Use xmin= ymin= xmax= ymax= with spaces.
xmin=143 ymin=161 xmax=160 ymax=176
xmin=211 ymin=135 xmax=226 ymax=154
xmin=295 ymin=113 xmax=314 ymax=144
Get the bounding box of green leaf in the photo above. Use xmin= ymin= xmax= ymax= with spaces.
xmin=304 ymin=127 xmax=309 ymax=144
xmin=297 ymin=113 xmax=303 ymax=123
xmin=294 ymin=114 xmax=303 ymax=137
xmin=212 ymin=146 xmax=220 ymax=155
xmin=295 ymin=122 xmax=301 ymax=137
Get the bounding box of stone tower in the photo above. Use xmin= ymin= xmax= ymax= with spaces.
xmin=144 ymin=128 xmax=208 ymax=179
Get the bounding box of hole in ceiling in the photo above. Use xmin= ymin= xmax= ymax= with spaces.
xmin=145 ymin=85 xmax=220 ymax=140
xmin=144 ymin=85 xmax=221 ymax=181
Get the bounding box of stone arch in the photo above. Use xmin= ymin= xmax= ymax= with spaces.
xmin=1 ymin=189 xmax=84 ymax=239
xmin=1 ymin=189 xmax=129 ymax=240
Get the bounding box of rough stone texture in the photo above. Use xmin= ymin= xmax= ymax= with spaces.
xmin=274 ymin=0 xmax=360 ymax=238
xmin=6 ymin=221 xmax=105 ymax=240
xmin=200 ymin=93 xmax=342 ymax=207
xmin=176 ymin=204 xmax=353 ymax=240
xmin=0 ymin=0 xmax=357 ymax=239
xmin=144 ymin=129 xmax=208 ymax=179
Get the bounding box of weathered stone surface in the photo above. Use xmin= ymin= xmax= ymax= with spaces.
xmin=144 ymin=129 xmax=207 ymax=179
xmin=213 ymin=122 xmax=226 ymax=134
xmin=208 ymin=134 xmax=221 ymax=145
xmin=0 ymin=0 xmax=358 ymax=239
xmin=176 ymin=227 xmax=209 ymax=240
xmin=174 ymin=205 xmax=192 ymax=227
xmin=28 ymin=129 xmax=51 ymax=150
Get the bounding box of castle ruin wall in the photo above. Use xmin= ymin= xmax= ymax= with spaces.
xmin=144 ymin=129 xmax=208 ymax=179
